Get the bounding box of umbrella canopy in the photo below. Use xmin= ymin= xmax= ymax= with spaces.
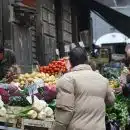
xmin=95 ymin=33 xmax=128 ymax=46
xmin=126 ymin=39 xmax=130 ymax=44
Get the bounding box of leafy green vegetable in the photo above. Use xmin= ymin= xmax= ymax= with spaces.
xmin=15 ymin=106 xmax=32 ymax=118
xmin=48 ymin=99 xmax=56 ymax=111
xmin=106 ymin=94 xmax=129 ymax=128
xmin=9 ymin=96 xmax=30 ymax=107
xmin=102 ymin=67 xmax=121 ymax=80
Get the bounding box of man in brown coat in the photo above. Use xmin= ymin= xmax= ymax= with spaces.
xmin=53 ymin=47 xmax=115 ymax=130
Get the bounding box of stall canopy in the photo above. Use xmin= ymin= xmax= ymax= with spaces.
xmin=95 ymin=33 xmax=128 ymax=47
xmin=75 ymin=0 xmax=130 ymax=37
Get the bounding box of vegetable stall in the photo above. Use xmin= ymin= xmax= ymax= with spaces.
xmin=0 ymin=57 xmax=69 ymax=129
xmin=103 ymin=65 xmax=130 ymax=130
xmin=0 ymin=56 xmax=129 ymax=130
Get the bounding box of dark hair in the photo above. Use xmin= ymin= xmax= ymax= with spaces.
xmin=69 ymin=47 xmax=88 ymax=67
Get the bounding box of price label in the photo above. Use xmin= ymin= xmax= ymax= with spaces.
xmin=34 ymin=78 xmax=44 ymax=88
xmin=28 ymin=83 xmax=38 ymax=96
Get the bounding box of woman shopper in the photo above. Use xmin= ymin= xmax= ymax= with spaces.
xmin=53 ymin=47 xmax=115 ymax=130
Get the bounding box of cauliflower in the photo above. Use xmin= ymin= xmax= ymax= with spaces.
xmin=32 ymin=101 xmax=44 ymax=112
xmin=44 ymin=107 xmax=53 ymax=117
xmin=0 ymin=107 xmax=7 ymax=117
xmin=37 ymin=110 xmax=47 ymax=120
xmin=32 ymin=100 xmax=47 ymax=112
xmin=32 ymin=97 xmax=47 ymax=112
xmin=39 ymin=100 xmax=47 ymax=109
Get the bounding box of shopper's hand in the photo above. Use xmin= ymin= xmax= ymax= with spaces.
xmin=113 ymin=87 xmax=122 ymax=94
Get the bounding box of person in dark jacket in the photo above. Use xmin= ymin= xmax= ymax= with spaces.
xmin=0 ymin=47 xmax=16 ymax=80
xmin=122 ymin=74 xmax=130 ymax=98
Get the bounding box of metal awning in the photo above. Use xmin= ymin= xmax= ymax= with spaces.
xmin=74 ymin=0 xmax=130 ymax=37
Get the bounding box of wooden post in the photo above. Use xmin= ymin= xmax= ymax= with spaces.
xmin=78 ymin=8 xmax=92 ymax=53
xmin=71 ymin=2 xmax=79 ymax=46
xmin=1 ymin=0 xmax=5 ymax=48
xmin=55 ymin=0 xmax=65 ymax=58
xmin=36 ymin=0 xmax=45 ymax=65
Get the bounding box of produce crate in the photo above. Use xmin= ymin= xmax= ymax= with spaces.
xmin=21 ymin=118 xmax=54 ymax=130
xmin=0 ymin=107 xmax=55 ymax=130
xmin=0 ymin=126 xmax=20 ymax=130
xmin=0 ymin=106 xmax=25 ymax=129
xmin=0 ymin=116 xmax=18 ymax=129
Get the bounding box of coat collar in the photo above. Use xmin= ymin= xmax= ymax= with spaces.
xmin=71 ymin=64 xmax=92 ymax=72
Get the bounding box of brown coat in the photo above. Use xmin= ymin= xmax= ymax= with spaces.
xmin=53 ymin=64 xmax=115 ymax=130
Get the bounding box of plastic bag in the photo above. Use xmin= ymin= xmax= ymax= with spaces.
xmin=106 ymin=121 xmax=120 ymax=130
xmin=106 ymin=116 xmax=120 ymax=130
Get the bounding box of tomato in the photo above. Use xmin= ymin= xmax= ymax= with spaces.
xmin=39 ymin=68 xmax=42 ymax=72
xmin=54 ymin=68 xmax=57 ymax=72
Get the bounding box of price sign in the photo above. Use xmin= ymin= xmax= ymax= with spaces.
xmin=34 ymin=78 xmax=44 ymax=88
xmin=28 ymin=83 xmax=38 ymax=96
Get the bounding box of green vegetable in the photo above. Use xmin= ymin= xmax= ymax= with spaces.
xmin=9 ymin=96 xmax=30 ymax=107
xmin=48 ymin=99 xmax=56 ymax=111
xmin=106 ymin=94 xmax=129 ymax=129
xmin=15 ymin=106 xmax=32 ymax=118
xmin=102 ymin=67 xmax=121 ymax=80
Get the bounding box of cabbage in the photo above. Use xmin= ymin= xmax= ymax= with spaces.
xmin=43 ymin=86 xmax=56 ymax=103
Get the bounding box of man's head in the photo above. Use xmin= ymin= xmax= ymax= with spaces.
xmin=69 ymin=47 xmax=88 ymax=67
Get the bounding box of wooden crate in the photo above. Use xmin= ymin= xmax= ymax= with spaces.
xmin=0 ymin=116 xmax=18 ymax=129
xmin=0 ymin=106 xmax=55 ymax=130
xmin=21 ymin=118 xmax=54 ymax=130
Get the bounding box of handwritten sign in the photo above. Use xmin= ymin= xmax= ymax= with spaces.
xmin=27 ymin=83 xmax=38 ymax=96
xmin=34 ymin=78 xmax=44 ymax=88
